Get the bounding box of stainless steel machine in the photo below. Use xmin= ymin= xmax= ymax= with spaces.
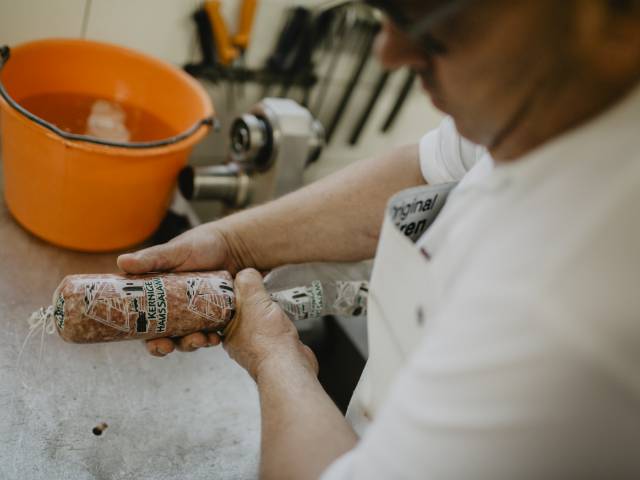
xmin=178 ymin=98 xmax=324 ymax=208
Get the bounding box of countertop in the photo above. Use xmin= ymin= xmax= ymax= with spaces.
xmin=0 ymin=163 xmax=260 ymax=479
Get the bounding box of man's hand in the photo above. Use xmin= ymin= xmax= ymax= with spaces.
xmin=117 ymin=221 xmax=250 ymax=357
xmin=228 ymin=269 xmax=355 ymax=480
xmin=224 ymin=269 xmax=318 ymax=380
xmin=117 ymin=221 xmax=244 ymax=275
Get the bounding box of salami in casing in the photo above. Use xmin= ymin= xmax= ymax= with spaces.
xmin=52 ymin=272 xmax=235 ymax=343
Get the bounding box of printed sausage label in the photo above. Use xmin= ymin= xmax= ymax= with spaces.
xmin=270 ymin=281 xmax=325 ymax=321
xmin=74 ymin=276 xmax=234 ymax=335
xmin=83 ymin=280 xmax=141 ymax=333
xmin=271 ymin=286 xmax=313 ymax=321
xmin=143 ymin=278 xmax=168 ymax=333
xmin=54 ymin=294 xmax=65 ymax=329
xmin=333 ymin=281 xmax=368 ymax=317
xmin=309 ymin=281 xmax=324 ymax=318
xmin=49 ymin=272 xmax=236 ymax=343
xmin=185 ymin=277 xmax=235 ymax=324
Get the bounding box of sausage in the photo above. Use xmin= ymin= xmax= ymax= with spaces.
xmin=52 ymin=272 xmax=235 ymax=343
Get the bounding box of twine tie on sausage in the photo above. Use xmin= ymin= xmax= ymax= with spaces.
xmin=27 ymin=305 xmax=56 ymax=335
xmin=15 ymin=306 xmax=56 ymax=389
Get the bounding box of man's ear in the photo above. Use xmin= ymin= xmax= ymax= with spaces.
xmin=374 ymin=19 xmax=431 ymax=71
xmin=572 ymin=0 xmax=640 ymax=81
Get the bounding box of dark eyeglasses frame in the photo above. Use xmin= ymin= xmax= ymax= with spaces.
xmin=364 ymin=0 xmax=476 ymax=54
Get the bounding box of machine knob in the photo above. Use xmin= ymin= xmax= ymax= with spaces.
xmin=178 ymin=164 xmax=252 ymax=207
xmin=229 ymin=114 xmax=273 ymax=170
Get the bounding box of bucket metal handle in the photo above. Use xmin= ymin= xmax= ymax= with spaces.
xmin=0 ymin=45 xmax=218 ymax=149
xmin=0 ymin=45 xmax=10 ymax=68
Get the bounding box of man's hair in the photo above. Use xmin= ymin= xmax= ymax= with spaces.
xmin=608 ymin=0 xmax=638 ymax=10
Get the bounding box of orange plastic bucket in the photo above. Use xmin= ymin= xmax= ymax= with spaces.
xmin=0 ymin=39 xmax=214 ymax=251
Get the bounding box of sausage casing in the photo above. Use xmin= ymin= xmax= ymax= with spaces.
xmin=52 ymin=272 xmax=235 ymax=343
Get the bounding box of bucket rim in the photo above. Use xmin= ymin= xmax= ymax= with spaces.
xmin=0 ymin=42 xmax=218 ymax=151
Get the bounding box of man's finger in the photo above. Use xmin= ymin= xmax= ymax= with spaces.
xmin=176 ymin=332 xmax=208 ymax=352
xmin=207 ymin=332 xmax=222 ymax=346
xmin=146 ymin=337 xmax=176 ymax=357
xmin=117 ymin=241 xmax=187 ymax=274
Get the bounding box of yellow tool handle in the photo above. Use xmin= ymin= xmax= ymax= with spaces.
xmin=232 ymin=0 xmax=258 ymax=51
xmin=204 ymin=0 xmax=239 ymax=65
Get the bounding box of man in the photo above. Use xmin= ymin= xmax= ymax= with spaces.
xmin=118 ymin=1 xmax=640 ymax=478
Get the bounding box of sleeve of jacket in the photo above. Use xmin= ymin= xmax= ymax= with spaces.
xmin=419 ymin=116 xmax=486 ymax=184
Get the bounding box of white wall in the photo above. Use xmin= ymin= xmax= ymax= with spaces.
xmin=0 ymin=0 xmax=442 ymax=182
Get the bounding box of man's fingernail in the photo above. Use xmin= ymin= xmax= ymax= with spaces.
xmin=156 ymin=347 xmax=169 ymax=356
xmin=189 ymin=343 xmax=200 ymax=350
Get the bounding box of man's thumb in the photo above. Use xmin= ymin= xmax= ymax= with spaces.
xmin=234 ymin=268 xmax=268 ymax=302
xmin=117 ymin=242 xmax=184 ymax=274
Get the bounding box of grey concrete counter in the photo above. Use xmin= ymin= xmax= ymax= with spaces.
xmin=0 ymin=164 xmax=260 ymax=479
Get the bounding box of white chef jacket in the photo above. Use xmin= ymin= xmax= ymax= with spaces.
xmin=322 ymin=84 xmax=640 ymax=479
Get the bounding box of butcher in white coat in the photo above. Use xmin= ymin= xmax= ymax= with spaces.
xmin=120 ymin=1 xmax=640 ymax=478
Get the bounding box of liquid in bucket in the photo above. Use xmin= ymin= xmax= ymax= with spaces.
xmin=18 ymin=93 xmax=176 ymax=143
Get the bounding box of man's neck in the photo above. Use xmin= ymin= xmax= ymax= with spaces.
xmin=488 ymin=74 xmax=640 ymax=162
